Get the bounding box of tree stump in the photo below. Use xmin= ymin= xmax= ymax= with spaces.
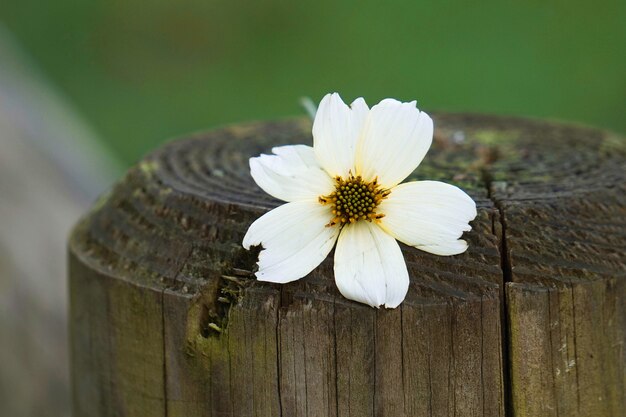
xmin=69 ymin=114 xmax=625 ymax=417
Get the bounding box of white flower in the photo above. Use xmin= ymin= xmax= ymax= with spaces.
xmin=243 ymin=93 xmax=477 ymax=308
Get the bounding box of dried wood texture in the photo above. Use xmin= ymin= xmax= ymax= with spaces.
xmin=69 ymin=115 xmax=625 ymax=417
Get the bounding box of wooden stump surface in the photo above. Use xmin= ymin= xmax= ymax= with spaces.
xmin=69 ymin=114 xmax=625 ymax=417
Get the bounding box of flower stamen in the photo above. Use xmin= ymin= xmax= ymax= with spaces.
xmin=319 ymin=174 xmax=390 ymax=227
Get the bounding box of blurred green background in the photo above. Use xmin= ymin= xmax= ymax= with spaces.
xmin=1 ymin=0 xmax=625 ymax=166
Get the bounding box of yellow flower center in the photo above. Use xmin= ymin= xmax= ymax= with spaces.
xmin=319 ymin=174 xmax=390 ymax=227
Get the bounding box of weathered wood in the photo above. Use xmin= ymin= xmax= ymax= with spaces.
xmin=69 ymin=115 xmax=625 ymax=416
xmin=485 ymin=119 xmax=626 ymax=417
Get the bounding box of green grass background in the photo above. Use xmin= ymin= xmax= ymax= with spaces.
xmin=1 ymin=0 xmax=624 ymax=166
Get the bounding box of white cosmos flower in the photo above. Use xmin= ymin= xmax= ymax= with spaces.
xmin=243 ymin=93 xmax=477 ymax=308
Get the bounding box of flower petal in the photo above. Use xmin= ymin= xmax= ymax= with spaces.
xmin=378 ymin=181 xmax=477 ymax=256
xmin=313 ymin=93 xmax=369 ymax=178
xmin=243 ymin=200 xmax=340 ymax=283
xmin=334 ymin=221 xmax=409 ymax=308
xmin=250 ymin=145 xmax=335 ymax=202
xmin=356 ymin=99 xmax=433 ymax=188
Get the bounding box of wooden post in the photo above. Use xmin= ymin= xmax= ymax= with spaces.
xmin=69 ymin=115 xmax=625 ymax=417
xmin=0 ymin=28 xmax=121 ymax=417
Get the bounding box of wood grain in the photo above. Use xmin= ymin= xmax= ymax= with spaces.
xmin=69 ymin=115 xmax=625 ymax=416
